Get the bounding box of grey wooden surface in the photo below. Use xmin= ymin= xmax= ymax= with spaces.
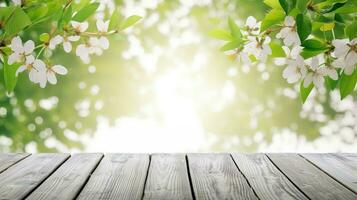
xmin=0 ymin=153 xmax=69 ymax=200
xmin=232 ymin=153 xmax=308 ymax=200
xmin=187 ymin=153 xmax=258 ymax=200
xmin=301 ymin=153 xmax=357 ymax=194
xmin=267 ymin=153 xmax=357 ymax=200
xmin=77 ymin=154 xmax=150 ymax=200
xmin=143 ymin=154 xmax=193 ymax=200
xmin=26 ymin=153 xmax=103 ymax=200
xmin=0 ymin=153 xmax=356 ymax=200
xmin=0 ymin=153 xmax=29 ymax=173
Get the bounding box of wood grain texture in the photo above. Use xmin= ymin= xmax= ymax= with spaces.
xmin=301 ymin=153 xmax=357 ymax=194
xmin=187 ymin=153 xmax=257 ymax=200
xmin=26 ymin=153 xmax=103 ymax=200
xmin=268 ymin=153 xmax=357 ymax=200
xmin=232 ymin=153 xmax=308 ymax=200
xmin=0 ymin=153 xmax=30 ymax=173
xmin=0 ymin=153 xmax=69 ymax=200
xmin=77 ymin=154 xmax=150 ymax=200
xmin=143 ymin=154 xmax=193 ymax=200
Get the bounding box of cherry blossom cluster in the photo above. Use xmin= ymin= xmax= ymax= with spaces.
xmin=226 ymin=16 xmax=272 ymax=66
xmin=227 ymin=16 xmax=357 ymax=89
xmin=8 ymin=19 xmax=111 ymax=88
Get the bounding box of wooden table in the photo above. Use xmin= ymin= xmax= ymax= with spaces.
xmin=0 ymin=153 xmax=356 ymax=200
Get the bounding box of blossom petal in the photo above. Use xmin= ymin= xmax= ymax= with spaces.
xmin=47 ymin=71 xmax=57 ymax=84
xmin=11 ymin=36 xmax=23 ymax=53
xmin=52 ymin=65 xmax=68 ymax=75
xmin=303 ymin=73 xmax=313 ymax=87
xmin=33 ymin=59 xmax=46 ymax=72
xmin=345 ymin=52 xmax=357 ymax=67
xmin=313 ymin=75 xmax=324 ymax=88
xmin=98 ymin=36 xmax=109 ymax=49
xmin=49 ymin=35 xmax=63 ymax=49
xmin=8 ymin=53 xmax=21 ymax=65
xmin=23 ymin=40 xmax=35 ymax=55
xmin=63 ymin=41 xmax=72 ymax=53
xmin=290 ymin=46 xmax=302 ymax=58
xmin=25 ymin=55 xmax=35 ymax=65
xmin=68 ymin=36 xmax=80 ymax=41
xmin=284 ymin=16 xmax=295 ymax=26
xmin=332 ymin=39 xmax=349 ymax=58
xmin=246 ymin=16 xmax=257 ymax=28
xmin=16 ymin=65 xmax=26 ymax=76
xmin=344 ymin=65 xmax=356 ymax=75
xmin=79 ymin=21 xmax=89 ymax=32
xmin=327 ymin=68 xmax=338 ymax=80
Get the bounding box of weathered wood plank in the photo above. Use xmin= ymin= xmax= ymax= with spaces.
xmin=301 ymin=153 xmax=357 ymax=194
xmin=187 ymin=153 xmax=257 ymax=200
xmin=77 ymin=154 xmax=150 ymax=200
xmin=268 ymin=153 xmax=357 ymax=200
xmin=0 ymin=153 xmax=30 ymax=173
xmin=26 ymin=153 xmax=103 ymax=200
xmin=0 ymin=153 xmax=69 ymax=200
xmin=143 ymin=154 xmax=193 ymax=200
xmin=232 ymin=153 xmax=308 ymax=200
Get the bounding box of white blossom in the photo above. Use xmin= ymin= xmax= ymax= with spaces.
xmin=76 ymin=44 xmax=91 ymax=64
xmin=16 ymin=55 xmax=47 ymax=88
xmin=279 ymin=46 xmax=307 ymax=83
xmin=323 ymin=63 xmax=339 ymax=80
xmin=12 ymin=0 xmax=21 ymax=5
xmin=274 ymin=46 xmax=302 ymax=66
xmin=8 ymin=36 xmax=34 ymax=65
xmin=46 ymin=65 xmax=68 ymax=85
xmin=303 ymin=55 xmax=327 ymax=88
xmin=48 ymin=35 xmax=63 ymax=50
xmin=244 ymin=36 xmax=272 ymax=61
xmin=88 ymin=37 xmax=109 ymax=56
xmin=245 ymin=16 xmax=261 ymax=35
xmin=332 ymin=38 xmax=357 ymax=75
xmin=225 ymin=49 xmax=251 ymax=65
xmin=63 ymin=36 xmax=80 ymax=52
xmin=276 ymin=16 xmax=301 ymax=47
xmin=71 ymin=21 xmax=89 ymax=33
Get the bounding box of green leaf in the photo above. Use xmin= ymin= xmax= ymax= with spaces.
xmin=261 ymin=8 xmax=285 ymax=31
xmin=228 ymin=17 xmax=241 ymax=40
xmin=301 ymin=49 xmax=326 ymax=59
xmin=119 ymin=15 xmax=142 ymax=30
xmin=279 ymin=0 xmax=296 ymax=14
xmin=3 ymin=57 xmax=21 ymax=93
xmin=4 ymin=7 xmax=31 ymax=36
xmin=296 ymin=14 xmax=311 ymax=42
xmin=325 ymin=76 xmax=339 ymax=90
xmin=220 ymin=40 xmax=241 ymax=51
xmin=208 ymin=29 xmax=233 ymax=41
xmin=334 ymin=0 xmax=357 ymax=13
xmin=340 ymin=70 xmax=357 ymax=99
xmin=302 ymin=39 xmax=328 ymax=50
xmin=279 ymin=0 xmax=290 ymax=14
xmin=270 ymin=41 xmax=286 ymax=57
xmin=39 ymin=33 xmax=50 ymax=42
xmin=297 ymin=0 xmax=309 ymax=12
xmin=264 ymin=0 xmax=282 ymax=9
xmin=72 ymin=3 xmax=99 ymax=22
xmin=300 ymin=81 xmax=314 ymax=103
xmin=345 ymin=19 xmax=357 ymax=40
xmin=109 ymin=9 xmax=120 ymax=30
xmin=0 ymin=6 xmax=16 ymax=22
xmin=58 ymin=4 xmax=72 ymax=29
xmin=26 ymin=3 xmax=48 ymax=21
xmin=0 ymin=46 xmax=12 ymax=56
